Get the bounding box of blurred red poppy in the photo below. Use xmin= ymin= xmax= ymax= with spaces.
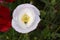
xmin=0 ymin=5 xmax=11 ymax=32
xmin=5 ymin=0 xmax=15 ymax=3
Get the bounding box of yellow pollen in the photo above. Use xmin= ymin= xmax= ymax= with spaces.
xmin=21 ymin=14 xmax=30 ymax=24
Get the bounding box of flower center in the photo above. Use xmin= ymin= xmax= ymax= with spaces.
xmin=21 ymin=14 xmax=30 ymax=24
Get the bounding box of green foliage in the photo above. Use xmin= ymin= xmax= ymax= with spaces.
xmin=0 ymin=0 xmax=60 ymax=40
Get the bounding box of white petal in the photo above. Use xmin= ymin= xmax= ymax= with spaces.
xmin=12 ymin=15 xmax=40 ymax=33
xmin=18 ymin=8 xmax=35 ymax=29
xmin=12 ymin=4 xmax=40 ymax=19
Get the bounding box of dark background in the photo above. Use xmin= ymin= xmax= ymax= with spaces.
xmin=0 ymin=0 xmax=60 ymax=40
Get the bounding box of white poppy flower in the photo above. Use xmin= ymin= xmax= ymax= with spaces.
xmin=12 ymin=4 xmax=41 ymax=33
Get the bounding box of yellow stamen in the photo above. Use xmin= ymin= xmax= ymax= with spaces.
xmin=21 ymin=14 xmax=30 ymax=24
